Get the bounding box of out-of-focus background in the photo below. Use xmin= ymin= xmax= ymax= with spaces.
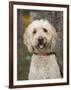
xmin=17 ymin=9 xmax=63 ymax=80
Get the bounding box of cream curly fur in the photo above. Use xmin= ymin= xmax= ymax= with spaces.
xmin=23 ymin=19 xmax=61 ymax=80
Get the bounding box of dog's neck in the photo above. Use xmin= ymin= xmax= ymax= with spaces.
xmin=33 ymin=52 xmax=56 ymax=56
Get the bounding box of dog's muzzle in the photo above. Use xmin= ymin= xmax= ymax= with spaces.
xmin=37 ymin=37 xmax=47 ymax=49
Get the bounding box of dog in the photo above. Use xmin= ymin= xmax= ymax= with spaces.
xmin=23 ymin=19 xmax=61 ymax=80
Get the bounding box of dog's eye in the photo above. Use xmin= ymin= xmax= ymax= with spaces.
xmin=43 ymin=28 xmax=48 ymax=33
xmin=33 ymin=29 xmax=36 ymax=34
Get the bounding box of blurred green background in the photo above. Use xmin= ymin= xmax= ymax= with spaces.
xmin=17 ymin=9 xmax=63 ymax=80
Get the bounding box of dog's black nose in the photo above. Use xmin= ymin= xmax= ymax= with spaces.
xmin=38 ymin=37 xmax=43 ymax=43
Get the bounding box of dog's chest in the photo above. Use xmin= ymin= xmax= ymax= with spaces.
xmin=32 ymin=56 xmax=49 ymax=70
xmin=29 ymin=54 xmax=57 ymax=79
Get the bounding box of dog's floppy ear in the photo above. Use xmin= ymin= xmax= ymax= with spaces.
xmin=23 ymin=28 xmax=33 ymax=53
xmin=51 ymin=29 xmax=57 ymax=49
xmin=44 ymin=20 xmax=57 ymax=50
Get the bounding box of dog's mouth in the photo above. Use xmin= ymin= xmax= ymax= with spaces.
xmin=32 ymin=37 xmax=48 ymax=52
xmin=35 ymin=37 xmax=47 ymax=50
xmin=37 ymin=43 xmax=47 ymax=50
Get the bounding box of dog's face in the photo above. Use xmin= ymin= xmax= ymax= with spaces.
xmin=23 ymin=19 xmax=57 ymax=53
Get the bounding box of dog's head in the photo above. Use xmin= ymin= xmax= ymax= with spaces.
xmin=23 ymin=19 xmax=57 ymax=53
